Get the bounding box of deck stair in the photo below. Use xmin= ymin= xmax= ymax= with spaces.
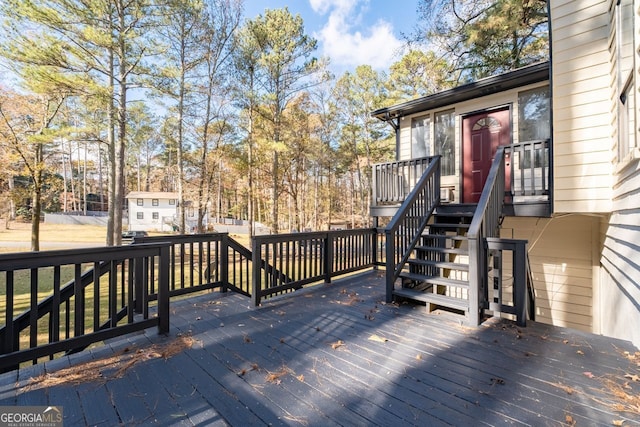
xmin=395 ymin=203 xmax=477 ymax=318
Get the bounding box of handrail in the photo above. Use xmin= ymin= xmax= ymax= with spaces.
xmin=468 ymin=147 xmax=506 ymax=325
xmin=384 ymin=156 xmax=441 ymax=302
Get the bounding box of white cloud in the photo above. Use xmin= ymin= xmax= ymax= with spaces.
xmin=310 ymin=0 xmax=404 ymax=72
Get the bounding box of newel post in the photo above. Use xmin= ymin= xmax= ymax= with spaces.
xmin=385 ymin=229 xmax=394 ymax=303
xmin=220 ymin=234 xmax=229 ymax=293
xmin=514 ymin=241 xmax=527 ymax=327
xmin=157 ymin=244 xmax=170 ymax=335
xmin=251 ymin=238 xmax=261 ymax=307
xmin=324 ymin=232 xmax=333 ymax=284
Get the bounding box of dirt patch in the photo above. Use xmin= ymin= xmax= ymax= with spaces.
xmin=22 ymin=334 xmax=193 ymax=391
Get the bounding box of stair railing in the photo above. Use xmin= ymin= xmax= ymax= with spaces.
xmin=485 ymin=237 xmax=534 ymax=326
xmin=468 ymin=147 xmax=506 ymax=325
xmin=385 ymin=156 xmax=441 ymax=302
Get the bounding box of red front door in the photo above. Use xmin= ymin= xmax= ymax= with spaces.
xmin=462 ymin=109 xmax=511 ymax=203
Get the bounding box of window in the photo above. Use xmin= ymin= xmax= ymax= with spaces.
xmin=434 ymin=110 xmax=455 ymax=176
xmin=152 ymin=212 xmax=159 ymax=220
xmin=617 ymin=0 xmax=636 ymax=161
xmin=411 ymin=115 xmax=430 ymax=158
xmin=136 ymin=212 xmax=143 ymax=220
xmin=136 ymin=199 xmax=143 ymax=206
xmin=152 ymin=199 xmax=159 ymax=207
xmin=169 ymin=199 xmax=176 ymax=205
xmin=518 ymin=86 xmax=550 ymax=168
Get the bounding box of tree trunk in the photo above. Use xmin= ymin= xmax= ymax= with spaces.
xmin=106 ymin=41 xmax=116 ymax=246
xmin=113 ymin=16 xmax=128 ymax=245
xmin=30 ymin=143 xmax=43 ymax=251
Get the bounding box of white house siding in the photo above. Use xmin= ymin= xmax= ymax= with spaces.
xmin=550 ymin=0 xmax=613 ymax=213
xmin=598 ymin=0 xmax=640 ymax=348
xmin=501 ymin=215 xmax=600 ymax=332
xmin=600 ymin=161 xmax=640 ymax=347
xmin=127 ymin=192 xmax=178 ymax=232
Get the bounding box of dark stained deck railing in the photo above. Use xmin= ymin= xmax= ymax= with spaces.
xmin=132 ymin=233 xmax=251 ymax=298
xmin=371 ymin=156 xmax=434 ymax=216
xmin=0 ymin=230 xmax=384 ymax=371
xmin=0 ymin=244 xmax=170 ymax=372
xmin=485 ymin=237 xmax=534 ymax=327
xmin=251 ymin=229 xmax=380 ymax=306
xmin=468 ymin=147 xmax=506 ymax=325
xmin=384 ymin=156 xmax=441 ymax=302
xmin=505 ymin=139 xmax=550 ymax=198
xmin=371 ymin=141 xmax=551 ymax=214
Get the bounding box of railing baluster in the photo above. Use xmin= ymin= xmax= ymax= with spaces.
xmin=5 ymin=271 xmax=14 ymax=356
xmin=93 ymin=262 xmax=100 ymax=331
xmin=30 ymin=269 xmax=38 ymax=357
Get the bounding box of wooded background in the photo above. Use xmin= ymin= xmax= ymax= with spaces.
xmin=0 ymin=0 xmax=547 ymax=249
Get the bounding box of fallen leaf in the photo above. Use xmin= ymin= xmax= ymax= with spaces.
xmin=624 ymin=374 xmax=640 ymax=382
xmin=583 ymin=372 xmax=594 ymax=378
xmin=368 ymin=334 xmax=388 ymax=343
xmin=490 ymin=377 xmax=505 ymax=385
xmin=612 ymin=420 xmax=624 ymax=426
xmin=297 ymin=374 xmax=304 ymax=382
xmin=565 ymin=415 xmax=575 ymax=426
xmin=416 ymin=354 xmax=422 ymax=361
xmin=576 ymin=350 xmax=584 ymax=355
xmin=331 ymin=340 xmax=345 ymax=350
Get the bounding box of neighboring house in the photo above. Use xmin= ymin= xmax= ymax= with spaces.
xmin=126 ymin=191 xmax=178 ymax=232
xmin=370 ymin=0 xmax=640 ymax=347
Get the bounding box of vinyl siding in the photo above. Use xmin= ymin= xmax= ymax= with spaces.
xmin=501 ymin=215 xmax=600 ymax=332
xmin=550 ymin=0 xmax=613 ymax=213
xmin=600 ymin=154 xmax=640 ymax=347
xmin=596 ymin=0 xmax=640 ymax=348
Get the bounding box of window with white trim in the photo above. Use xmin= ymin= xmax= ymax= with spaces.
xmin=411 ymin=115 xmax=430 ymax=158
xmin=435 ymin=110 xmax=455 ymax=176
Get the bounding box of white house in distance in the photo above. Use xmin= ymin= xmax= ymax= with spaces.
xmin=125 ymin=191 xmax=178 ymax=232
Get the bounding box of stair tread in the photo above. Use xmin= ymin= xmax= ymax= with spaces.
xmin=429 ymin=222 xmax=471 ymax=229
xmin=433 ymin=212 xmax=475 ymax=218
xmin=393 ymin=288 xmax=468 ymax=311
xmin=415 ymin=245 xmax=468 ymax=255
xmin=399 ymin=273 xmax=469 ymax=288
xmin=421 ymin=233 xmax=468 ymax=241
xmin=408 ymin=259 xmax=470 ymax=271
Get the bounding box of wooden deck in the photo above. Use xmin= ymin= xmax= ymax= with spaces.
xmin=1 ymin=271 xmax=639 ymax=426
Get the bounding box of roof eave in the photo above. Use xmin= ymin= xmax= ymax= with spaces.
xmin=371 ymin=61 xmax=550 ymax=121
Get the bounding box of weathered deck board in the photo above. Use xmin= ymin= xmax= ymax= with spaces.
xmin=0 ymin=271 xmax=638 ymax=426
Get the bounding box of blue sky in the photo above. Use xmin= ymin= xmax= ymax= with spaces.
xmin=243 ymin=0 xmax=421 ymax=75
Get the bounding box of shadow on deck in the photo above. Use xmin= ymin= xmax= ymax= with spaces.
xmin=1 ymin=271 xmax=638 ymax=426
